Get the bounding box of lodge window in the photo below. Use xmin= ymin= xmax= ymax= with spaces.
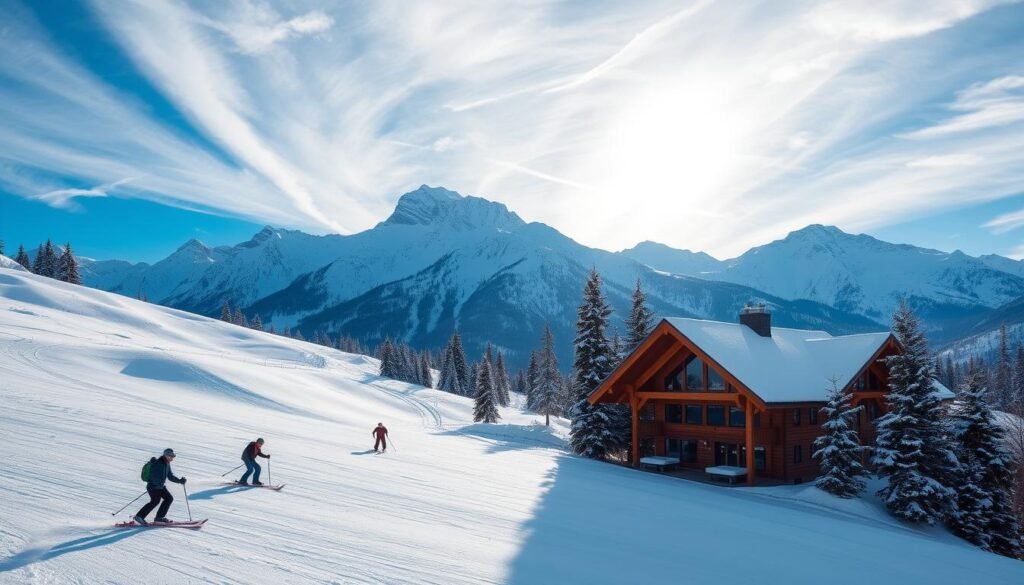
xmin=728 ymin=406 xmax=745 ymax=427
xmin=868 ymin=370 xmax=880 ymax=390
xmin=868 ymin=401 xmax=879 ymax=420
xmin=685 ymin=404 xmax=702 ymax=425
xmin=665 ymin=404 xmax=683 ymax=424
xmin=640 ymin=438 xmax=657 ymax=457
xmin=754 ymin=446 xmax=766 ymax=472
xmin=707 ymin=405 xmax=725 ymax=426
xmin=664 ymin=365 xmax=683 ymax=391
xmin=685 ymin=358 xmax=704 ymax=391
xmin=707 ymin=367 xmax=725 ymax=391
xmin=793 ymin=445 xmax=803 ymax=463
xmin=639 ymin=403 xmax=655 ymax=422
xmin=808 ymin=407 xmax=818 ymax=425
xmin=855 ymin=373 xmax=866 ymax=391
xmin=792 ymin=408 xmax=801 ymax=426
xmin=666 ymin=438 xmax=698 ymax=463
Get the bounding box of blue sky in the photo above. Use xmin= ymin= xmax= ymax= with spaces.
xmin=1 ymin=0 xmax=1023 ymax=263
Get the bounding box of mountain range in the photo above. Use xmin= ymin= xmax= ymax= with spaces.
xmin=77 ymin=185 xmax=1024 ymax=370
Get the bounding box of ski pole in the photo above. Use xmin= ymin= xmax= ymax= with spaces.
xmin=111 ymin=490 xmax=148 ymax=516
xmin=267 ymin=457 xmax=271 ymax=486
xmin=388 ymin=437 xmax=397 ymax=453
xmin=220 ymin=463 xmax=244 ymax=477
xmin=183 ymin=482 xmax=192 ymax=522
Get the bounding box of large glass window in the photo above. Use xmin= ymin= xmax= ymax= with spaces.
xmin=707 ymin=405 xmax=725 ymax=426
xmin=681 ymin=440 xmax=698 ymax=462
xmin=855 ymin=373 xmax=866 ymax=391
xmin=754 ymin=447 xmax=766 ymax=472
xmin=793 ymin=445 xmax=803 ymax=463
xmin=663 ymin=366 xmax=683 ymax=391
xmin=685 ymin=405 xmax=702 ymax=425
xmin=640 ymin=438 xmax=657 ymax=457
xmin=666 ymin=438 xmax=681 ymax=458
xmin=685 ymin=358 xmax=704 ymax=391
xmin=792 ymin=408 xmax=801 ymax=426
xmin=728 ymin=406 xmax=745 ymax=427
xmin=665 ymin=404 xmax=683 ymax=424
xmin=808 ymin=407 xmax=819 ymax=425
xmin=868 ymin=401 xmax=879 ymax=420
xmin=707 ymin=367 xmax=725 ymax=391
xmin=868 ymin=370 xmax=880 ymax=390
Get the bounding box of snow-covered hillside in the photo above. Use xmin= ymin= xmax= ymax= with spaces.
xmin=2 ymin=266 xmax=1023 ymax=584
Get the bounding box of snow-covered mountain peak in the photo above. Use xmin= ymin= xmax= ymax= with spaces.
xmin=380 ymin=185 xmax=525 ymax=231
xmin=173 ymin=238 xmax=212 ymax=256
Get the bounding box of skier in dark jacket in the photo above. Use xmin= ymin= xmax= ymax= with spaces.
xmin=135 ymin=448 xmax=186 ymax=525
xmin=239 ymin=438 xmax=270 ymax=485
xmin=372 ymin=423 xmax=388 ymax=452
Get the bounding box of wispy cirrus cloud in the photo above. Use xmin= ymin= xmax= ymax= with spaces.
xmin=1 ymin=0 xmax=1023 ymax=258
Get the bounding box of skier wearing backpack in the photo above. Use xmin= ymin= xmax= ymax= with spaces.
xmin=134 ymin=448 xmax=186 ymax=525
xmin=372 ymin=423 xmax=388 ymax=453
xmin=238 ymin=438 xmax=270 ymax=486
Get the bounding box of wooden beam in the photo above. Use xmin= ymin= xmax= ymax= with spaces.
xmin=851 ymin=391 xmax=887 ymax=404
xmin=745 ymin=400 xmax=755 ymax=486
xmin=633 ymin=345 xmax=689 ymax=391
xmin=588 ymin=322 xmax=676 ymax=405
xmin=637 ymin=391 xmax=740 ymax=405
xmin=631 ymin=395 xmax=640 ymax=468
xmin=662 ymin=327 xmax=769 ymax=411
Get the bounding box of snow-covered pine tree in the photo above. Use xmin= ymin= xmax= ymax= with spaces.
xmin=533 ymin=326 xmax=561 ymax=425
xmin=438 ymin=342 xmax=457 ymax=394
xmin=1014 ymin=345 xmax=1024 ymax=412
xmin=14 ymin=245 xmax=31 ymax=271
xmin=995 ymin=325 xmax=1014 ymax=408
xmin=268 ymin=323 xmax=276 ymax=335
xmin=0 ymin=239 xmax=4 ymax=256
xmin=220 ymin=299 xmax=233 ymax=322
xmin=232 ymin=308 xmax=248 ymax=328
xmin=873 ymin=300 xmax=957 ymax=524
xmin=466 ymin=362 xmax=478 ymax=397
xmin=569 ymin=269 xmax=617 ymax=458
xmin=473 ymin=347 xmax=500 ymax=423
xmin=378 ymin=339 xmax=398 ymax=378
xmin=31 ymin=244 xmax=45 ymax=275
xmin=41 ymin=240 xmax=58 ymax=278
xmin=293 ymin=329 xmax=305 ymax=341
xmin=514 ymin=369 xmax=527 ymax=396
xmin=56 ymin=243 xmax=81 ymax=284
xmin=449 ymin=331 xmax=470 ymax=395
xmin=813 ymin=378 xmax=868 ymax=498
xmin=949 ymin=368 xmax=1024 ymax=557
xmin=526 ymin=350 xmax=540 ymax=410
xmin=494 ymin=351 xmax=511 ymax=407
xmin=419 ymin=352 xmax=433 ymax=388
xmin=251 ymin=314 xmax=263 ymax=331
xmin=625 ymin=278 xmax=655 ymax=352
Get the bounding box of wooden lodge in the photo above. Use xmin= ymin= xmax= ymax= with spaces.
xmin=587 ymin=305 xmax=953 ymax=486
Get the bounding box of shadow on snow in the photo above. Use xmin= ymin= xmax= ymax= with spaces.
xmin=0 ymin=528 xmax=143 ymax=573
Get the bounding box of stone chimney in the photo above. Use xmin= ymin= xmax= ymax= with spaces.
xmin=739 ymin=303 xmax=771 ymax=337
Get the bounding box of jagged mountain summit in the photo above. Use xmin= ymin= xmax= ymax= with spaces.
xmin=81 ymin=186 xmax=877 ymax=369
xmin=622 ymin=224 xmax=1024 ymax=343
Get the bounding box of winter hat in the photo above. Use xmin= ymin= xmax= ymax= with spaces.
xmin=256 ymin=438 xmax=265 ymax=444
xmin=163 ymin=448 xmax=176 ymax=457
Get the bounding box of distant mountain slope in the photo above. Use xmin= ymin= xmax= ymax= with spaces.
xmin=618 ymin=241 xmax=723 ymax=276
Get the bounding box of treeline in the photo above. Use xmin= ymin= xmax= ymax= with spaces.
xmin=217 ymin=298 xmax=371 ymax=357
xmin=938 ymin=324 xmax=1024 ymax=415
xmin=3 ymin=238 xmax=82 ymax=285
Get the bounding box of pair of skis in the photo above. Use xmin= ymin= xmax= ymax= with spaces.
xmin=114 ymin=483 xmax=284 ymax=529
xmin=221 ymin=481 xmax=286 ymax=491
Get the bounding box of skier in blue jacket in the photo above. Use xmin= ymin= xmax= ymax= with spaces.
xmin=134 ymin=448 xmax=186 ymax=525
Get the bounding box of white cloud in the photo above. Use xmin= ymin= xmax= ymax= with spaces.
xmin=2 ymin=0 xmax=1023 ymax=258
xmin=984 ymin=209 xmax=1024 ymax=234
xmin=35 ymin=178 xmax=133 ymax=210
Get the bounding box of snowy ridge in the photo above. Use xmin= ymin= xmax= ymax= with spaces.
xmin=1 ymin=266 xmax=1022 ymax=583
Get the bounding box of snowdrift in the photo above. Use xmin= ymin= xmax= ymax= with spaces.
xmin=0 ymin=267 xmax=1021 ymax=584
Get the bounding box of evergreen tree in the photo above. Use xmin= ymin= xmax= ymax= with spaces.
xmin=378 ymin=339 xmax=399 ymax=379
xmin=514 ymin=369 xmax=527 ymax=396
xmin=14 ymin=245 xmax=30 ymax=270
xmin=293 ymin=329 xmax=305 ymax=342
xmin=609 ymin=330 xmax=624 ymax=368
xmin=31 ymin=244 xmax=45 ymax=274
xmin=473 ymin=346 xmax=500 ymax=423
xmin=449 ymin=331 xmax=470 ymax=395
xmin=220 ymin=299 xmax=233 ymax=322
xmin=813 ymin=379 xmax=868 ymax=498
xmin=1014 ymin=345 xmax=1024 ymax=412
xmin=535 ymin=326 xmax=561 ymax=425
xmin=41 ymin=240 xmax=58 ymax=278
xmin=995 ymin=325 xmax=1014 ymax=408
xmin=268 ymin=323 xmax=276 ymax=335
xmin=251 ymin=314 xmax=263 ymax=331
xmin=438 ymin=342 xmax=459 ymax=394
xmin=569 ymin=269 xmax=617 ymax=458
xmin=625 ymin=278 xmax=655 ymax=352
xmin=57 ymin=243 xmax=80 ymax=284
xmin=232 ymin=308 xmax=248 ymax=328
xmin=466 ymin=362 xmax=478 ymax=397
xmin=873 ymin=301 xmax=957 ymax=524
xmin=494 ymin=351 xmax=512 ymax=407
xmin=419 ymin=352 xmax=433 ymax=388
xmin=949 ymin=368 xmax=1023 ymax=557
xmin=526 ymin=350 xmax=541 ymax=410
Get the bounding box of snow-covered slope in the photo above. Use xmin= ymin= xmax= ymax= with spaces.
xmin=0 ymin=254 xmax=27 ymax=272
xmin=2 ymin=265 xmax=1022 ymax=584
xmin=618 ymin=241 xmax=724 ymax=276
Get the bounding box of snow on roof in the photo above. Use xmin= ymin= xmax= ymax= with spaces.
xmin=663 ymin=317 xmax=895 ymax=403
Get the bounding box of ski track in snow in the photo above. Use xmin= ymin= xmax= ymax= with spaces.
xmin=1 ymin=268 xmax=1023 ymax=585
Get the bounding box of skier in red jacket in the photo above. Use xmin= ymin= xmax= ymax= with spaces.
xmin=372 ymin=423 xmax=388 ymax=452
xmin=239 ymin=438 xmax=270 ymax=485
